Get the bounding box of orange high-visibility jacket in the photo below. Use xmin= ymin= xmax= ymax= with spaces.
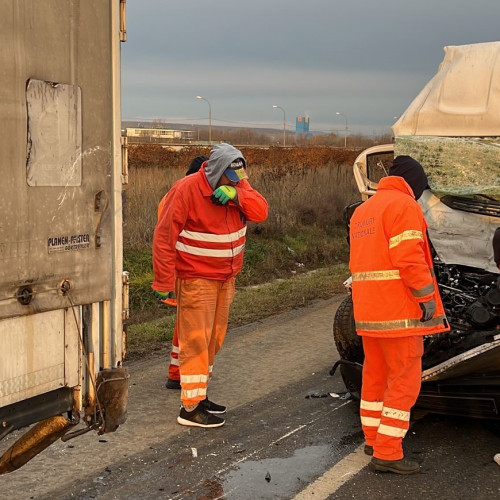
xmin=349 ymin=176 xmax=449 ymax=338
xmin=152 ymin=166 xmax=268 ymax=291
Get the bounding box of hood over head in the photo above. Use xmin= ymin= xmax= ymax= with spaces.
xmin=204 ymin=143 xmax=246 ymax=189
xmin=389 ymin=155 xmax=429 ymax=200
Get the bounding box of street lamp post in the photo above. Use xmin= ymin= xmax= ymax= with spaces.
xmin=273 ymin=105 xmax=286 ymax=147
xmin=335 ymin=111 xmax=348 ymax=148
xmin=196 ymin=95 xmax=212 ymax=143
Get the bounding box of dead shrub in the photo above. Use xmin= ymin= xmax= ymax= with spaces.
xmin=125 ymin=145 xmax=361 ymax=249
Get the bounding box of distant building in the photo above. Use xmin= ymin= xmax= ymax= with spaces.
xmin=296 ymin=116 xmax=310 ymax=136
xmin=124 ymin=127 xmax=194 ymax=143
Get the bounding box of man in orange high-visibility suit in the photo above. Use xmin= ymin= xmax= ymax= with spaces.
xmin=349 ymin=155 xmax=449 ymax=474
xmin=152 ymin=143 xmax=268 ymax=428
xmin=157 ymin=155 xmax=209 ymax=391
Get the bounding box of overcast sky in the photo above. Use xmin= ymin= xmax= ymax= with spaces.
xmin=122 ymin=0 xmax=500 ymax=135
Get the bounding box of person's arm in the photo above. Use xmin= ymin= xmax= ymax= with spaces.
xmin=233 ymin=179 xmax=269 ymax=222
xmin=388 ymin=201 xmax=435 ymax=304
xmin=152 ymin=187 xmax=188 ymax=292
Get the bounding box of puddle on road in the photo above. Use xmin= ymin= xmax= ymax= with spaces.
xmin=221 ymin=444 xmax=331 ymax=499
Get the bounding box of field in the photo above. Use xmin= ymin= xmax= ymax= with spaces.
xmin=124 ymin=145 xmax=363 ymax=357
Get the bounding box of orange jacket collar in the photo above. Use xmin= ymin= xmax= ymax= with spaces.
xmin=378 ymin=176 xmax=415 ymax=199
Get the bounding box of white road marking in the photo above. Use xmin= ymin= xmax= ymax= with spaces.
xmin=172 ymin=400 xmax=353 ymax=499
xmin=213 ymin=401 xmax=353 ymax=475
xmin=292 ymin=444 xmax=370 ymax=499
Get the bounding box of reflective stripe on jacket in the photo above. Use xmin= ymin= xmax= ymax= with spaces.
xmin=153 ymin=166 xmax=268 ymax=291
xmin=349 ymin=176 xmax=449 ymax=338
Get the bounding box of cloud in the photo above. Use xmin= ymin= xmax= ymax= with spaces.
xmin=122 ymin=0 xmax=500 ymax=133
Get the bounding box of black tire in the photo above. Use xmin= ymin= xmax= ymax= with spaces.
xmin=332 ymin=295 xmax=364 ymax=397
xmin=333 ymin=295 xmax=364 ymax=364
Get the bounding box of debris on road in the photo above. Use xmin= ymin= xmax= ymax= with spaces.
xmin=305 ymin=392 xmax=328 ymax=398
xmin=305 ymin=391 xmax=353 ymax=399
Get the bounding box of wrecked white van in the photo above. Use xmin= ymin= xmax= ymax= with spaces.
xmin=333 ymin=42 xmax=500 ymax=421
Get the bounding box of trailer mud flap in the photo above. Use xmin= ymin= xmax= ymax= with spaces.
xmin=87 ymin=367 xmax=130 ymax=433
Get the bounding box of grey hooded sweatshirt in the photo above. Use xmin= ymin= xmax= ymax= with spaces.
xmin=204 ymin=143 xmax=246 ymax=189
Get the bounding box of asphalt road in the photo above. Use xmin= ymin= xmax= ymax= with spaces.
xmin=1 ymin=296 xmax=500 ymax=499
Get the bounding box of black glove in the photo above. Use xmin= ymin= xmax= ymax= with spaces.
xmin=419 ymin=299 xmax=436 ymax=322
xmin=210 ymin=194 xmax=223 ymax=205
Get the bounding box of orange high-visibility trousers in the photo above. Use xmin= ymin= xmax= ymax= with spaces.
xmin=175 ymin=277 xmax=235 ymax=407
xmin=168 ymin=324 xmax=180 ymax=381
xmin=360 ymin=335 xmax=423 ymax=461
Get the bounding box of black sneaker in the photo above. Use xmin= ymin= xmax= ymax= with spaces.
xmin=177 ymin=405 xmax=225 ymax=428
xmin=364 ymin=445 xmax=373 ymax=456
xmin=200 ymin=397 xmax=227 ymax=414
xmin=165 ymin=378 xmax=181 ymax=390
xmin=369 ymin=457 xmax=420 ymax=475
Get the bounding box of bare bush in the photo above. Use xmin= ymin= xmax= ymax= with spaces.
xmin=124 ymin=146 xmax=360 ymax=251
xmin=124 ymin=166 xmax=185 ymax=249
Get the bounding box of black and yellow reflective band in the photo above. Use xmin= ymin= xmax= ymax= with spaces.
xmin=389 ymin=230 xmax=423 ymax=249
xmin=352 ymin=270 xmax=401 ymax=281
xmin=355 ymin=315 xmax=446 ymax=330
xmin=411 ymin=282 xmax=435 ymax=297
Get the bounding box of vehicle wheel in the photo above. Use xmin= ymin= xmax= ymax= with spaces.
xmin=333 ymin=295 xmax=364 ymax=364
xmin=333 ymin=296 xmax=364 ymax=397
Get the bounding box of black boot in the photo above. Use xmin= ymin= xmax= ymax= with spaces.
xmin=369 ymin=457 xmax=420 ymax=475
xmin=165 ymin=378 xmax=181 ymax=390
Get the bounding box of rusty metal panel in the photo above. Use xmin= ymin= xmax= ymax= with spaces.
xmin=26 ymin=79 xmax=82 ymax=187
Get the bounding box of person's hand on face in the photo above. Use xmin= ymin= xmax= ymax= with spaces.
xmin=211 ymin=183 xmax=237 ymax=205
xmin=211 ymin=158 xmax=247 ymax=204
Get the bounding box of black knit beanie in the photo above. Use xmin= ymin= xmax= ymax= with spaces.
xmin=389 ymin=155 xmax=430 ymax=200
xmin=186 ymin=155 xmax=208 ymax=176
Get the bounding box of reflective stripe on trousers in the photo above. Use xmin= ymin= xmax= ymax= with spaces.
xmin=360 ymin=335 xmax=423 ymax=461
xmin=168 ymin=324 xmax=180 ymax=380
xmin=176 ymin=277 xmax=235 ymax=407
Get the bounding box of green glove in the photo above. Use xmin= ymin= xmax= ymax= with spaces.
xmin=153 ymin=290 xmax=168 ymax=300
xmin=153 ymin=290 xmax=176 ymax=306
xmin=212 ymin=186 xmax=237 ymax=205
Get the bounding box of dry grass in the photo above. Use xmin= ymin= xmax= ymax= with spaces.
xmin=124 ymin=146 xmax=360 ymax=249
xmin=123 ymin=165 xmax=185 ymax=249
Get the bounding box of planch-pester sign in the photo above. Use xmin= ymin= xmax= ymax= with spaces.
xmin=47 ymin=233 xmax=91 ymax=253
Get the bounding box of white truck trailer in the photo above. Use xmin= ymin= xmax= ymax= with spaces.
xmin=0 ymin=0 xmax=129 ymax=473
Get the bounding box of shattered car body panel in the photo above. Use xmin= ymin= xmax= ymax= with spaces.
xmin=393 ymin=42 xmax=500 ymax=138
xmin=420 ymin=190 xmax=499 ymax=274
